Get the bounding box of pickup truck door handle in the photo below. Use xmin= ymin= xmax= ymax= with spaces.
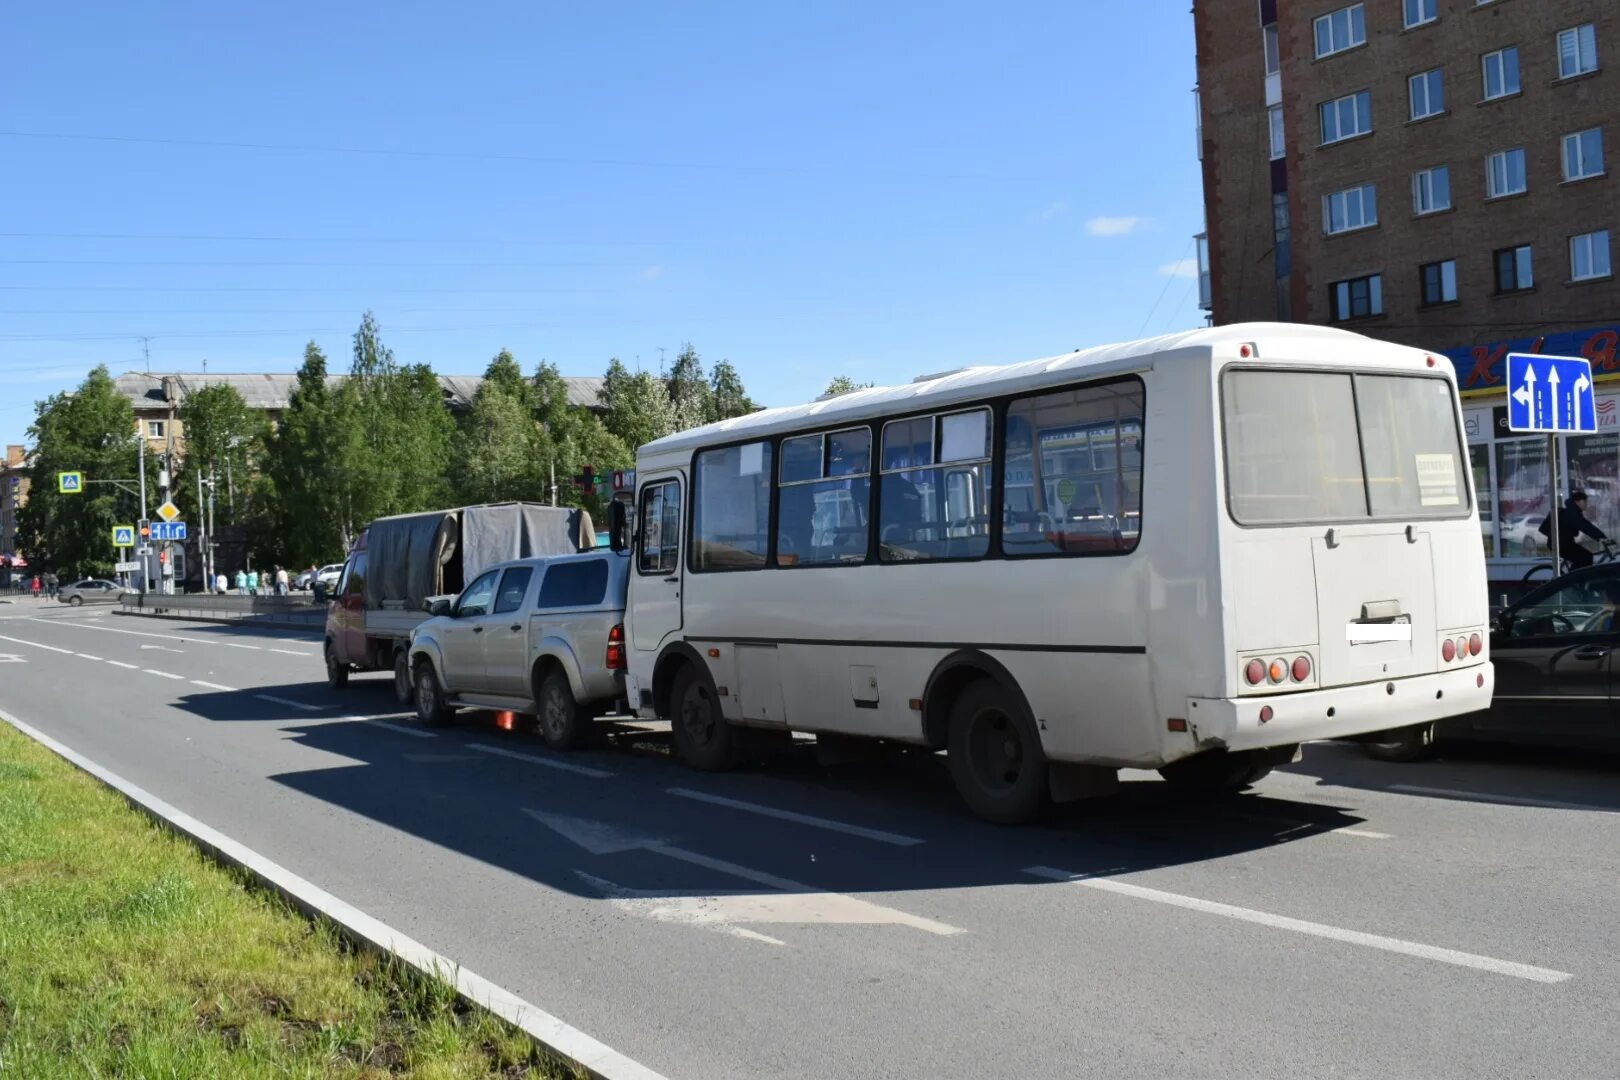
xmin=1573 ymin=645 xmax=1610 ymax=660
xmin=472 ymin=626 xmax=484 ymax=634
xmin=510 ymin=624 xmax=522 ymax=632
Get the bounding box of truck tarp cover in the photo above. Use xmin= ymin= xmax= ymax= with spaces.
xmin=364 ymin=503 xmax=592 ymax=611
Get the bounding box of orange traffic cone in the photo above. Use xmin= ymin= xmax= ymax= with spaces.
xmin=495 ymin=710 xmax=515 ymax=731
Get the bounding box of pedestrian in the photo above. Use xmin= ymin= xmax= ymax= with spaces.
xmin=1538 ymin=489 xmax=1609 ymax=571
xmin=43 ymin=570 xmax=58 ymax=599
xmin=30 ymin=575 xmax=41 ymax=599
xmin=235 ymin=568 xmax=247 ymax=596
xmin=275 ymin=565 xmax=289 ymax=596
xmin=215 ymin=571 xmax=228 ymax=595
xmin=247 ymin=568 xmax=260 ymax=596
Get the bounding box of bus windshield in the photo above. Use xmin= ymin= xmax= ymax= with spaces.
xmin=1223 ymin=369 xmax=1468 ymax=525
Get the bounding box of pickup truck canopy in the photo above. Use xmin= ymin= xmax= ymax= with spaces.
xmin=364 ymin=503 xmax=593 ymax=612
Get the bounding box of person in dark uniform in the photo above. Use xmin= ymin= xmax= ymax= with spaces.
xmin=1539 ymin=489 xmax=1608 ymax=570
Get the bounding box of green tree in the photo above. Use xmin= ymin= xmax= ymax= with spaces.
xmin=389 ymin=363 xmax=455 ymax=513
xmin=822 ymin=375 xmax=874 ymax=398
xmin=18 ymin=366 xmax=145 ymax=578
xmin=534 ymin=360 xmax=631 ymax=515
xmin=601 ymin=360 xmax=674 ymax=452
xmin=174 ymin=384 xmax=264 ymax=527
xmin=455 ymin=352 xmax=541 ymax=505
xmin=666 ymin=343 xmax=712 ymax=432
xmin=264 ymin=342 xmax=357 ymax=565
xmin=708 ymin=360 xmax=756 ymax=422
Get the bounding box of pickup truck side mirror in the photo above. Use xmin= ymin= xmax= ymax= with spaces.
xmin=424 ymin=598 xmax=452 ymax=617
xmin=610 ymin=498 xmax=630 ymax=554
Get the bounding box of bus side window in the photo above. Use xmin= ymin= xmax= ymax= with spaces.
xmin=637 ymin=481 xmax=681 ymax=574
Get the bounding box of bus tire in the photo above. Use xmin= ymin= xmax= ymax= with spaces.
xmin=946 ymin=679 xmax=1047 ymax=825
xmin=393 ymin=650 xmax=413 ymax=705
xmin=414 ymin=662 xmax=454 ymax=728
xmin=1157 ymin=750 xmax=1268 ymax=798
xmin=1361 ymin=723 xmax=1436 ymax=762
xmin=669 ymin=665 xmax=736 ymax=771
xmin=325 ymin=641 xmax=349 ymax=689
xmin=537 ymin=670 xmax=590 ymax=751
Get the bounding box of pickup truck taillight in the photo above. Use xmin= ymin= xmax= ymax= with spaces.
xmin=606 ymin=624 xmax=625 ymax=671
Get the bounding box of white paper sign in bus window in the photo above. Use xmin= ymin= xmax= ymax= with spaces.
xmin=1415 ymin=452 xmax=1460 ymax=506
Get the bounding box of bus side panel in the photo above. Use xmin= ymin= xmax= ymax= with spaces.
xmin=1006 ymin=652 xmax=1157 ymax=767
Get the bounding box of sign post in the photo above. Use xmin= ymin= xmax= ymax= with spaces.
xmin=1506 ymin=352 xmax=1598 ymax=571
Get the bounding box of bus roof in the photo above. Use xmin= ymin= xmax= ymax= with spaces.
xmin=638 ymin=322 xmax=1419 ymax=461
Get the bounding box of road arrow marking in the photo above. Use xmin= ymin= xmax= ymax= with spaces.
xmin=529 ymin=809 xmax=964 ymax=937
xmin=0 ymin=654 xmax=26 ymax=664
xmin=576 ymin=871 xmax=788 ymax=946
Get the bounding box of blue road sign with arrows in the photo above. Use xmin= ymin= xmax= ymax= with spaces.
xmin=151 ymin=522 xmax=188 ymax=541
xmin=1506 ymin=352 xmax=1596 ymax=434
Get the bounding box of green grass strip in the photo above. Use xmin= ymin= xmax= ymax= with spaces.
xmin=0 ymin=723 xmax=572 ymax=1078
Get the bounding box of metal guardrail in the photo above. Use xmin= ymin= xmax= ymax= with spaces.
xmin=119 ymin=592 xmax=327 ymax=625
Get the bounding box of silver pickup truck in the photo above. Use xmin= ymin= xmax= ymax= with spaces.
xmin=406 ymin=551 xmax=629 ymax=748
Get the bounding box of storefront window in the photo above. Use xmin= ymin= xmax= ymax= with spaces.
xmin=1566 ymin=434 xmax=1620 ymax=540
xmin=1494 ymin=439 xmax=1550 ymax=558
xmin=1469 ymin=444 xmax=1493 ymax=560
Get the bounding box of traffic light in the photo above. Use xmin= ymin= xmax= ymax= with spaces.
xmin=138 ymin=519 xmax=152 ymax=541
xmin=576 ymin=464 xmax=596 ymax=495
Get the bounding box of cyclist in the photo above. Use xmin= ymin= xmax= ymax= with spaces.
xmin=1539 ymin=489 xmax=1608 ymax=571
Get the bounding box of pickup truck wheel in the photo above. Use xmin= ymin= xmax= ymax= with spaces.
xmin=325 ymin=642 xmax=349 ymax=689
xmin=537 ymin=671 xmax=590 ymax=751
xmin=414 ymin=663 xmax=454 ymax=727
xmin=669 ymin=666 xmax=736 ymax=771
xmin=393 ymin=651 xmax=412 ymax=705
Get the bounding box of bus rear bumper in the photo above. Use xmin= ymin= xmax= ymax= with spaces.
xmin=1189 ymin=662 xmax=1494 ymax=753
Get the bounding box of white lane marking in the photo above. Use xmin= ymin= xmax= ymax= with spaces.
xmin=363 ymin=719 xmax=437 ymax=740
xmin=1389 ymin=784 xmax=1620 ymax=815
xmin=0 ymin=633 xmax=74 ymax=654
xmin=0 ymin=707 xmax=669 ymax=1080
xmin=576 ymin=872 xmax=792 ymax=947
xmin=106 ymin=660 xmax=139 ymax=670
xmin=254 ymin=694 xmax=324 ymax=712
xmin=731 ymin=927 xmax=789 ymax=946
xmin=140 ymin=644 xmax=184 ymax=653
xmin=1334 ymin=827 xmax=1392 ymax=840
xmin=26 ymin=617 xmax=308 ymax=652
xmin=224 ymin=643 xmax=262 ymax=650
xmin=468 ymin=742 xmax=614 ymax=778
xmin=666 ymin=787 xmax=924 ymax=847
xmin=76 ymin=653 xmax=104 ymax=661
xmin=1025 ymin=867 xmax=1571 ymax=984
xmin=143 ymin=669 xmax=185 ymax=680
xmin=191 ymin=680 xmax=237 ymax=692
xmin=270 ymin=648 xmax=312 ymax=656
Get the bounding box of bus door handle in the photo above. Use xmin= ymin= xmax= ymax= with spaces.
xmin=664 ymin=576 xmax=681 ymax=586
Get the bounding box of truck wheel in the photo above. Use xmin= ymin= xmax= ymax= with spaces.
xmin=669 ymin=665 xmax=736 ymax=770
xmin=414 ymin=663 xmax=454 ymax=727
xmin=946 ymin=679 xmax=1048 ymax=825
xmin=393 ymin=651 xmax=413 ymax=706
xmin=1158 ymin=750 xmax=1270 ymax=798
xmin=1361 ymin=723 xmax=1436 ymax=762
xmin=325 ymin=642 xmax=349 ymax=689
xmin=537 ymin=670 xmax=591 ymax=751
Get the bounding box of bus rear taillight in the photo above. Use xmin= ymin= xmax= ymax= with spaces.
xmin=1291 ymin=656 xmax=1311 ymax=682
xmin=1268 ymin=659 xmax=1287 ymax=684
xmin=1469 ymin=633 xmax=1482 ymax=656
xmin=1442 ymin=638 xmax=1456 ymax=663
xmin=606 ymin=624 xmax=625 ymax=671
xmin=1245 ymin=659 xmax=1265 ymax=685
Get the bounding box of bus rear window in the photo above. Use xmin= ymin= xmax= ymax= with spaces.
xmin=1222 ymin=369 xmax=1467 ymax=525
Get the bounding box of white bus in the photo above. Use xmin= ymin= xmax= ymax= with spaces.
xmin=618 ymin=323 xmax=1494 ymax=823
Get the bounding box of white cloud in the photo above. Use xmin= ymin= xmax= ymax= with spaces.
xmin=641 ymin=265 xmax=665 ymax=281
xmin=1158 ymin=258 xmax=1199 ymax=279
xmin=1035 ymin=200 xmax=1069 ymax=221
xmin=1086 ymin=215 xmax=1143 ymax=237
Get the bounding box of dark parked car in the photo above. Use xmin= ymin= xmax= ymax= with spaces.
xmin=1364 ymin=563 xmax=1620 ymax=760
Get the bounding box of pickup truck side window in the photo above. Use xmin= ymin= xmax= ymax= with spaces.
xmin=493 ymin=567 xmax=534 ymax=615
xmin=456 ymin=569 xmax=499 ymax=618
xmin=638 ymin=481 xmax=681 ymax=575
xmin=538 ymin=560 xmax=609 ymax=608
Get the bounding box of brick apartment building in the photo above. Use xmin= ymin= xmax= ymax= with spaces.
xmin=1194 ymin=0 xmax=1618 ymax=579
xmin=0 ymin=444 xmax=31 ymax=566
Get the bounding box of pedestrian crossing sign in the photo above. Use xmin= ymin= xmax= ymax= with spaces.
xmin=58 ymin=471 xmax=83 ymax=494
xmin=112 ymin=525 xmax=136 ymax=547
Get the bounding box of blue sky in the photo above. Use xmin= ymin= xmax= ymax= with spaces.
xmin=0 ymin=2 xmax=1204 ymax=444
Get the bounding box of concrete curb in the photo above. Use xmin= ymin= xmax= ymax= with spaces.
xmin=114 ymin=609 xmax=325 ymax=632
xmin=0 ymin=706 xmax=669 ymax=1080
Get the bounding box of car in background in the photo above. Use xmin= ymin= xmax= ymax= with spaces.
xmin=57 ymin=579 xmax=127 ymax=606
xmin=311 ymin=564 xmax=345 ymax=600
xmin=1363 ymin=562 xmax=1620 ymax=760
xmin=292 ymin=567 xmax=324 ymax=591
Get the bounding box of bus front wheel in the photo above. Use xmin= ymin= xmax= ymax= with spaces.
xmin=1158 ymin=750 xmax=1270 ymax=798
xmin=670 ymin=666 xmax=736 ymax=771
xmin=946 ymin=680 xmax=1047 ymax=825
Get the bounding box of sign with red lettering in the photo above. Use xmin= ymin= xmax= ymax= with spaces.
xmin=1447 ymin=325 xmax=1620 ymax=394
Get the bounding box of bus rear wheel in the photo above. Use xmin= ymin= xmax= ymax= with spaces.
xmin=947 ymin=680 xmax=1047 ymax=825
xmin=1158 ymin=750 xmax=1270 ymax=798
xmin=670 ymin=666 xmax=736 ymax=770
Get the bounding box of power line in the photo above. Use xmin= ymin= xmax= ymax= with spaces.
xmin=0 ymin=129 xmax=1042 ymax=184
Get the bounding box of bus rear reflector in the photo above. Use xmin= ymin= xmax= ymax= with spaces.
xmin=1259 ymin=705 xmax=1273 ymax=723
xmin=1168 ymin=717 xmax=1188 ymax=732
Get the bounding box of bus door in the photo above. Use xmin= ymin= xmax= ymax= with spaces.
xmin=631 ymin=474 xmax=685 ymax=652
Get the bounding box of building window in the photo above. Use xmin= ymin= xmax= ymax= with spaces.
xmin=1330 ymin=274 xmax=1383 ymax=321
xmin=1409 ymin=68 xmax=1445 ymax=120
xmin=1320 ymin=91 xmax=1373 ymax=144
xmin=1420 ymin=259 xmax=1458 ymax=306
xmin=1562 ymin=127 xmax=1605 ymax=181
xmin=1404 ymin=0 xmax=1438 ymax=29
xmin=1494 ymin=245 xmax=1534 ymax=293
xmin=692 ymin=441 xmax=773 ymax=571
xmin=1412 ymin=166 xmax=1452 ymax=214
xmin=1268 ymin=105 xmax=1286 ymax=160
xmin=146 ymin=420 xmax=166 ymax=439
xmin=1263 ymin=24 xmax=1280 ymax=76
xmin=1486 ymin=148 xmax=1527 ymax=198
xmin=1482 ymin=47 xmax=1521 ymax=100
xmin=878 ymin=409 xmax=991 ymax=562
xmin=1314 ymin=4 xmax=1366 ymax=59
xmin=1272 ymin=193 xmax=1293 ymax=277
xmin=1571 ymin=230 xmax=1613 ymax=282
xmin=1558 ymin=24 xmax=1599 ymax=79
xmin=1323 ymin=184 xmax=1378 ymax=235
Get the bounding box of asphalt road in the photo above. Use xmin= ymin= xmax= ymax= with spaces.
xmin=2 ymin=600 xmax=1617 ymax=1079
